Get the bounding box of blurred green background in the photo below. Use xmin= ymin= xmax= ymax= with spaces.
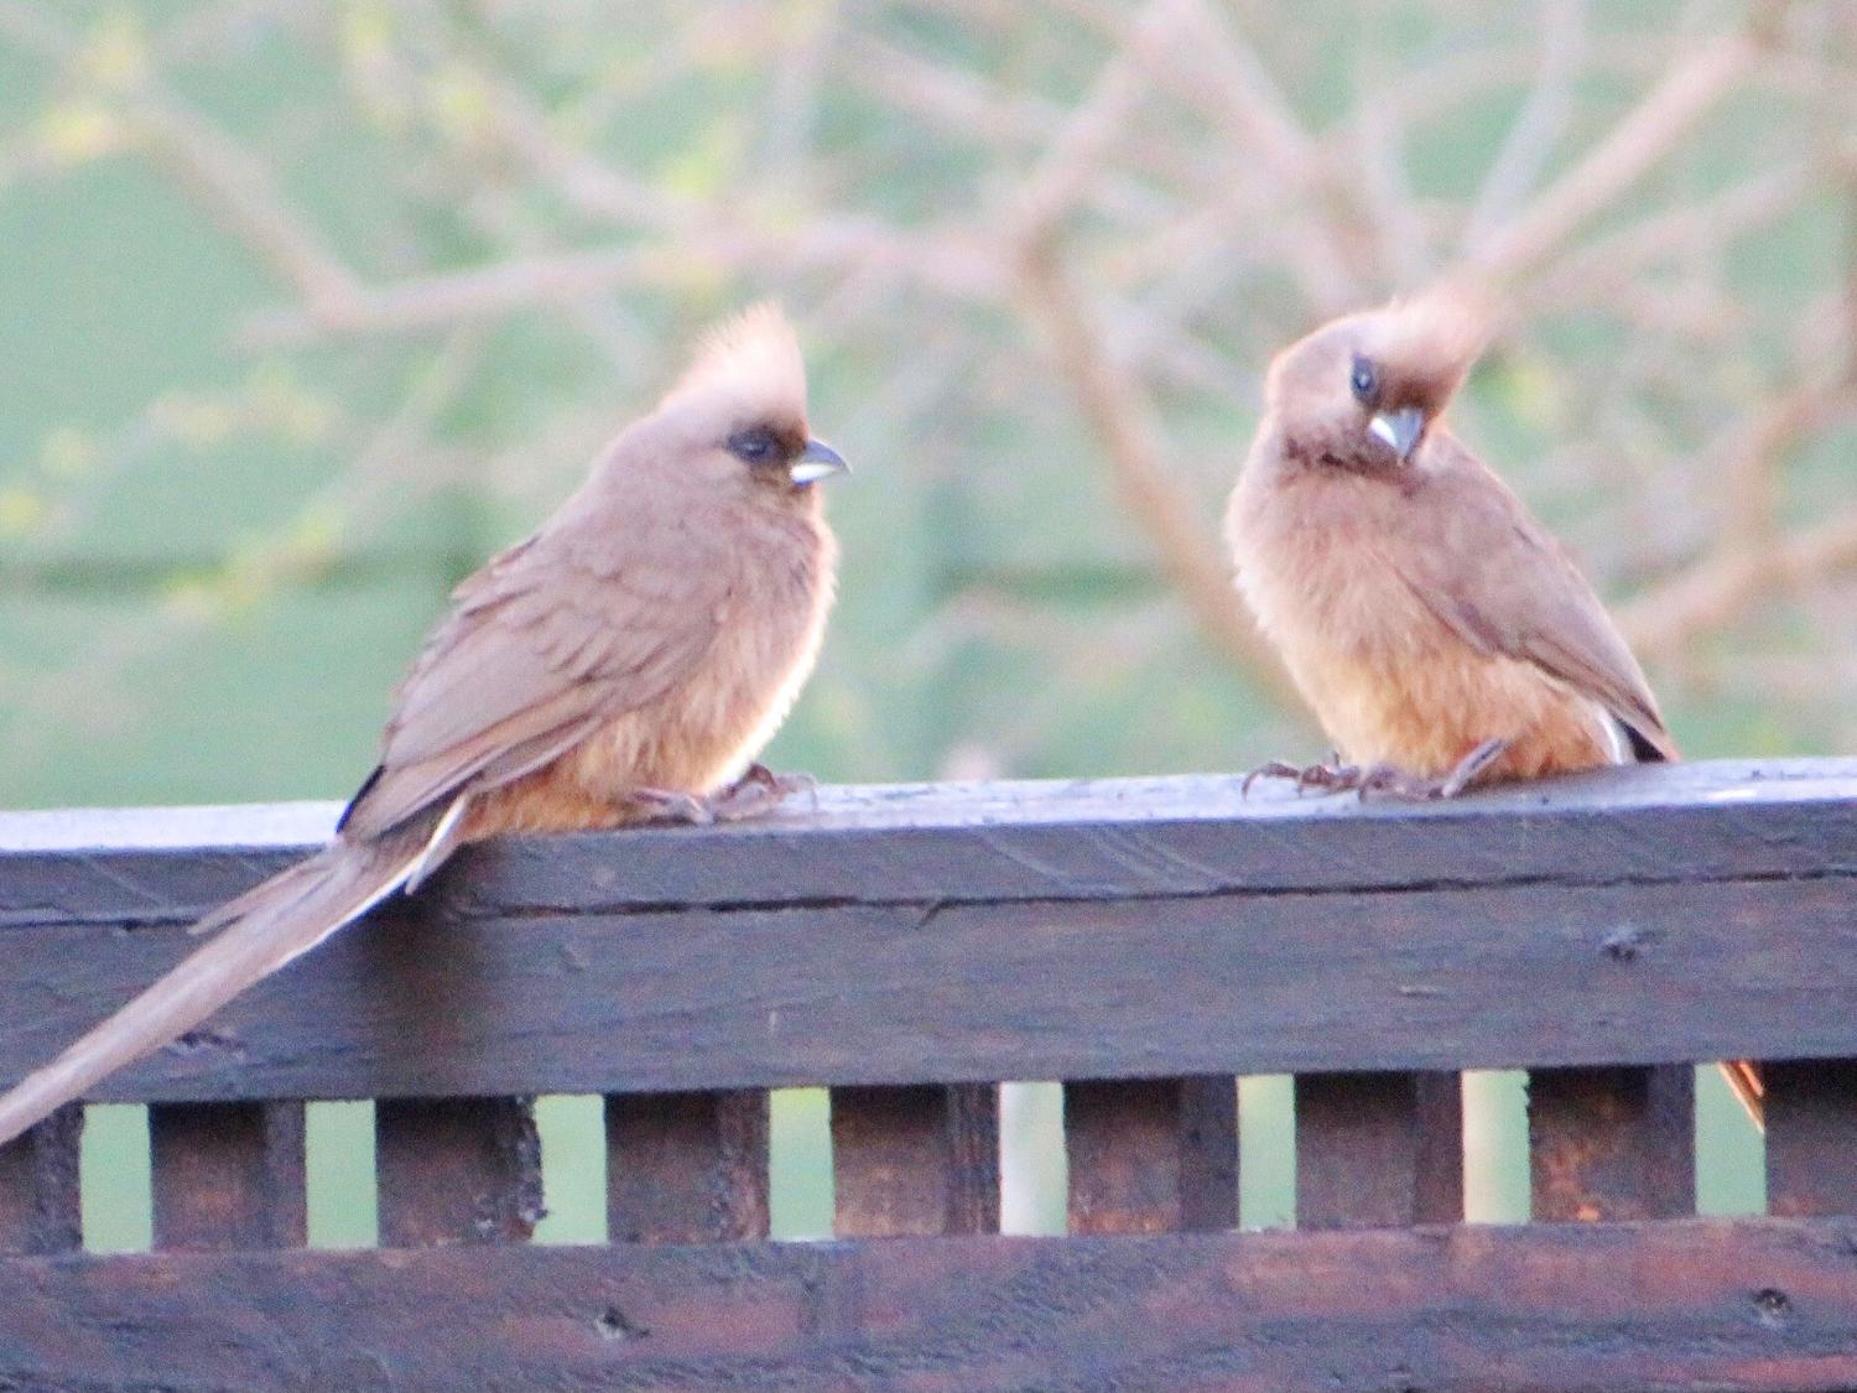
xmin=4 ymin=0 xmax=1851 ymax=1248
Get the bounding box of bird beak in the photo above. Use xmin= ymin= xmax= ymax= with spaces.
xmin=789 ymin=438 xmax=850 ymax=486
xmin=1368 ymin=406 xmax=1426 ymax=461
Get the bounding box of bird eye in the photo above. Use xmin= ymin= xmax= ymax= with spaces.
xmin=1349 ymin=355 xmax=1378 ymax=403
xmin=727 ymin=427 xmax=780 ymax=465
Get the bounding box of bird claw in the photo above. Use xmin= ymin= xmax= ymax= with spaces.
xmin=1357 ymin=737 xmax=1512 ymax=802
xmin=1241 ymin=758 xmax=1365 ymax=797
xmin=702 ymin=763 xmax=818 ymax=822
xmin=629 ymin=787 xmax=716 ymax=826
xmin=630 ymin=765 xmax=817 ymax=826
xmin=1242 ymin=738 xmax=1510 ymax=802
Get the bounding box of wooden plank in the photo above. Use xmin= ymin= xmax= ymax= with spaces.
xmin=832 ymin=1085 xmax=999 ymax=1237
xmin=1066 ymin=1078 xmax=1236 ymax=1233
xmin=0 ymin=1106 xmax=81 ymax=1255
xmin=376 ymin=1098 xmax=542 ymax=1247
xmin=0 ymin=872 xmax=1852 ymax=1105
xmin=150 ymin=1101 xmax=305 ymax=1250
xmin=1767 ymin=1061 xmax=1857 ymax=1217
xmin=1529 ymin=1066 xmax=1694 ymax=1220
xmin=607 ymin=1091 xmax=768 ymax=1244
xmin=3 ymin=762 xmax=1850 ymax=922
xmin=2 ymin=1219 xmax=1855 ymax=1390
xmin=1297 ymin=1072 xmax=1462 ymax=1227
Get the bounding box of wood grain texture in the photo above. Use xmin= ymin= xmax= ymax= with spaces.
xmin=376 ymin=1097 xmax=543 ymax=1247
xmin=607 ymin=1090 xmax=768 ymax=1244
xmin=1066 ymin=1078 xmax=1237 ymax=1234
xmin=1767 ymin=1061 xmax=1857 ymax=1218
xmin=0 ymin=875 xmax=1850 ymax=1105
xmin=833 ymin=1085 xmax=999 ymax=1237
xmin=1529 ymin=1066 xmax=1694 ymax=1221
xmin=0 ymin=762 xmax=1851 ymax=1105
xmin=1297 ymin=1072 xmax=1462 ymax=1227
xmin=150 ymin=1101 xmax=305 ymax=1250
xmin=2 ymin=1219 xmax=1855 ymax=1391
xmin=0 ymin=1106 xmax=81 ymax=1255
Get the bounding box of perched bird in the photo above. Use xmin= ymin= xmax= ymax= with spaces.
xmin=0 ymin=303 xmax=848 ymax=1146
xmin=1225 ymin=285 xmax=1762 ymax=1125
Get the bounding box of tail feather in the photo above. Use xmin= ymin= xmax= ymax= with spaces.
xmin=0 ymin=839 xmax=417 ymax=1147
xmin=1721 ymin=1058 xmax=1766 ymax=1131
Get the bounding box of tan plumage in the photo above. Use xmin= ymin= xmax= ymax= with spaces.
xmin=1226 ymin=285 xmax=1761 ymax=1125
xmin=0 ymin=303 xmax=845 ymax=1145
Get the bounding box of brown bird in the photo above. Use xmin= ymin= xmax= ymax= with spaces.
xmin=0 ymin=303 xmax=848 ymax=1146
xmin=1225 ymin=285 xmax=1763 ymax=1125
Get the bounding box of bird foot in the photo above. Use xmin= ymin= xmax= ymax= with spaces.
xmin=703 ymin=763 xmax=818 ymax=822
xmin=1242 ymin=738 xmax=1509 ymax=802
xmin=1356 ymin=737 xmax=1512 ymax=801
xmin=630 ymin=765 xmax=817 ymax=827
xmin=629 ymin=787 xmax=716 ymax=826
xmin=1241 ymin=758 xmax=1364 ymax=796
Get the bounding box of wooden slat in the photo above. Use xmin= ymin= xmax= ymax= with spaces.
xmin=1766 ymin=1060 xmax=1857 ymax=1217
xmin=2 ymin=879 xmax=1854 ymax=1106
xmin=606 ymin=1091 xmax=768 ymax=1244
xmin=5 ymin=762 xmax=1848 ymax=918
xmin=4 ymin=1220 xmax=1856 ymax=1390
xmin=0 ymin=1106 xmax=81 ymax=1256
xmin=832 ymin=1085 xmax=999 ymax=1237
xmin=1065 ymin=1078 xmax=1236 ymax=1234
xmin=376 ymin=1098 xmax=542 ymax=1247
xmin=1297 ymin=1072 xmax=1462 ymax=1227
xmin=1529 ymin=1066 xmax=1694 ymax=1220
xmin=151 ymin=1101 xmax=305 ymax=1250
xmin=0 ymin=764 xmax=1852 ymax=1106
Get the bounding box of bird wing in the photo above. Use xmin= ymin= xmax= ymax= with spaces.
xmin=339 ymin=489 xmax=731 ymax=839
xmin=1391 ymin=435 xmax=1677 ymax=761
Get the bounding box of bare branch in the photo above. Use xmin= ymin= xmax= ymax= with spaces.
xmin=1461 ymin=0 xmax=1588 ymax=248
xmin=1018 ymin=246 xmax=1298 ymax=703
xmin=1619 ymin=503 xmax=1857 ymax=658
xmin=1466 ymin=27 xmax=1770 ymax=284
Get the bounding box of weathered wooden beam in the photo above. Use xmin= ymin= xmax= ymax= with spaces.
xmin=0 ymin=1106 xmax=81 ymax=1255
xmin=3 ymin=761 xmax=1848 ymax=922
xmin=1767 ymin=1061 xmax=1857 ymax=1217
xmin=150 ymin=1101 xmax=306 ymax=1250
xmin=376 ymin=1097 xmax=543 ymax=1246
xmin=0 ymin=762 xmax=1851 ymax=1103
xmin=607 ymin=1090 xmax=769 ymax=1244
xmin=832 ymin=1085 xmax=999 ymax=1237
xmin=1297 ymin=1072 xmax=1462 ymax=1227
xmin=1 ymin=1219 xmax=1854 ymax=1391
xmin=1529 ymin=1066 xmax=1695 ymax=1221
xmin=1065 ymin=1078 xmax=1236 ymax=1233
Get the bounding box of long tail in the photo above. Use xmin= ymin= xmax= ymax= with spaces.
xmin=1721 ymin=1059 xmax=1765 ymax=1131
xmin=0 ymin=837 xmax=419 ymax=1146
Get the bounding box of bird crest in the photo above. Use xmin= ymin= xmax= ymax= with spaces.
xmin=661 ymin=301 xmax=808 ymax=427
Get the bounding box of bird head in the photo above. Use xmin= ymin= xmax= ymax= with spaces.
xmin=654 ymin=302 xmax=849 ymax=500
xmin=1264 ymin=282 xmax=1492 ymax=475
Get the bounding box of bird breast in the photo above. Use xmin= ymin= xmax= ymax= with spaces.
xmin=1227 ymin=464 xmax=1615 ymax=779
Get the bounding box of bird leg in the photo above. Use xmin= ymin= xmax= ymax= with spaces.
xmin=1356 ymin=737 xmax=1512 ymax=801
xmin=627 ymin=788 xmax=717 ymax=825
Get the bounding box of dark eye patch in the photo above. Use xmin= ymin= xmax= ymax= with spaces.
xmin=1349 ymin=355 xmax=1378 ymax=403
xmin=727 ymin=426 xmax=783 ymax=465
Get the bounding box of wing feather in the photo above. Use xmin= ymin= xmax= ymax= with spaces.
xmin=340 ymin=485 xmax=730 ymax=839
xmin=1393 ymin=436 xmax=1677 ymax=762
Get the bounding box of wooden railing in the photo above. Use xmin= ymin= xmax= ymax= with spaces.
xmin=1 ymin=758 xmax=1854 ymax=1389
